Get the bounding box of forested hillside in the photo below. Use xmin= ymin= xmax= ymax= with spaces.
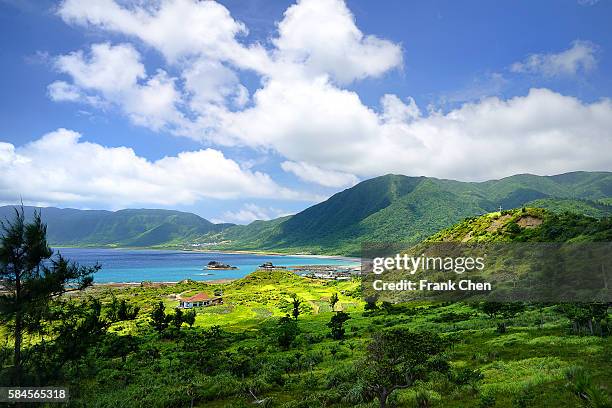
xmin=4 ymin=171 xmax=610 ymax=254
xmin=0 ymin=206 xmax=232 ymax=247
xmin=2 ymin=206 xmax=609 ymax=407
xmin=206 ymin=171 xmax=612 ymax=255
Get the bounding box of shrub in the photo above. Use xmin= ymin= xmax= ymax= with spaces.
xmin=565 ymin=366 xmax=611 ymax=408
xmin=479 ymin=392 xmax=496 ymax=408
xmin=512 ymin=386 xmax=536 ymax=408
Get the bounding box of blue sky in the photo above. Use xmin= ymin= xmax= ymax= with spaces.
xmin=1 ymin=0 xmax=611 ymax=223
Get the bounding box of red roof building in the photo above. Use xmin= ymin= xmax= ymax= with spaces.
xmin=179 ymin=292 xmax=223 ymax=308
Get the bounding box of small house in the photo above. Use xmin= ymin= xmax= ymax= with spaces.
xmin=179 ymin=292 xmax=223 ymax=308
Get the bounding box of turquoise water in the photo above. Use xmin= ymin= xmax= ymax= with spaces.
xmin=53 ymin=248 xmax=358 ymax=283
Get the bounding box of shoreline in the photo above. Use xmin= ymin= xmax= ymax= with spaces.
xmin=92 ymin=277 xmax=237 ymax=287
xmin=57 ymin=247 xmax=360 ymax=286
xmin=53 ymin=245 xmax=361 ymax=263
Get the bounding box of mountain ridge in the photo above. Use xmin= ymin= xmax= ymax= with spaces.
xmin=204 ymin=171 xmax=612 ymax=255
xmin=0 ymin=206 xmax=234 ymax=247
xmin=3 ymin=171 xmax=611 ymax=253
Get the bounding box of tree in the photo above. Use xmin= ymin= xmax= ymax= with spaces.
xmin=172 ymin=307 xmax=184 ymax=329
xmin=364 ymin=295 xmax=379 ymax=311
xmin=329 ymin=292 xmax=339 ymax=311
xmin=479 ymin=302 xmax=525 ymax=333
xmin=52 ymin=298 xmax=109 ymax=365
xmin=183 ymin=309 xmax=196 ymax=327
xmin=359 ymin=328 xmax=448 ymax=408
xmin=150 ymin=301 xmax=171 ymax=333
xmin=0 ymin=208 xmax=97 ymax=385
xmin=327 ymin=311 xmax=351 ymax=340
xmin=279 ymin=294 xmax=311 ymax=318
xmin=101 ymin=334 xmax=139 ymax=364
xmin=117 ymin=299 xmax=139 ymax=320
xmin=276 ymin=315 xmax=299 ymax=350
xmin=560 ymin=303 xmax=609 ymax=336
xmin=479 ymin=301 xmax=502 ymax=319
xmin=107 ymin=295 xmax=139 ymax=321
xmin=291 ymin=293 xmax=302 ymax=320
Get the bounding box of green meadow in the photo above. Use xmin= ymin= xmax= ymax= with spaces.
xmin=28 ymin=266 xmax=606 ymax=408
xmin=1 ymin=208 xmax=610 ymax=407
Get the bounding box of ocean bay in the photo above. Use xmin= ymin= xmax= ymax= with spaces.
xmin=53 ymin=247 xmax=358 ymax=283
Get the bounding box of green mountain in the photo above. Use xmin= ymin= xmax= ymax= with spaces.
xmin=426 ymin=207 xmax=612 ymax=244
xmin=0 ymin=206 xmax=233 ymax=247
xmin=205 ymin=171 xmax=612 ymax=255
xmin=4 ymin=171 xmax=610 ymax=253
xmin=522 ymin=198 xmax=612 ymax=218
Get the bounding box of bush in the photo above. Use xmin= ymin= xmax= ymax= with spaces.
xmin=565 ymin=366 xmax=611 ymax=408
xmin=478 ymin=392 xmax=496 ymax=408
xmin=512 ymin=386 xmax=536 ymax=408
xmin=451 ymin=367 xmax=484 ymax=389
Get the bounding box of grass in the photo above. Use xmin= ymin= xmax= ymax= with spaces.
xmin=56 ymin=268 xmax=611 ymax=408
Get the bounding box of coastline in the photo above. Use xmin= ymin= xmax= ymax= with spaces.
xmin=58 ymin=247 xmax=360 ymax=286
xmin=92 ymin=277 xmax=236 ymax=288
xmin=53 ymin=245 xmax=361 ymax=263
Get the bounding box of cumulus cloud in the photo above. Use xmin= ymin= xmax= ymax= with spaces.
xmin=182 ymin=59 xmax=249 ymax=111
xmin=57 ymin=0 xmax=400 ymax=81
xmin=380 ymin=94 xmax=421 ymax=123
xmin=510 ymin=40 xmax=598 ymax=77
xmin=272 ymin=0 xmax=402 ymax=83
xmin=52 ymin=1 xmax=403 ymax=146
xmin=47 ymin=80 xmax=82 ymax=102
xmin=50 ymin=0 xmax=612 ymax=185
xmin=220 ymin=87 xmax=612 ymax=180
xmin=212 ymin=203 xmax=292 ymax=224
xmin=51 ymin=42 xmax=184 ymax=130
xmin=281 ymin=161 xmax=358 ymax=188
xmin=0 ymin=129 xmax=314 ymax=207
xmin=57 ymin=0 xmax=260 ymax=65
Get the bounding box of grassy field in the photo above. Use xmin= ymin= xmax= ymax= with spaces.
xmin=54 ymin=268 xmax=611 ymax=408
xmin=2 ymin=208 xmax=610 ymax=407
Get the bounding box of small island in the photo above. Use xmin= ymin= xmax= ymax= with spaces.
xmin=259 ymin=261 xmax=287 ymax=269
xmin=206 ymin=260 xmax=238 ymax=270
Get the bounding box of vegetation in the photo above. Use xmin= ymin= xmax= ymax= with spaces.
xmin=0 ymin=205 xmax=610 ymax=407
xmin=327 ymin=311 xmax=351 ymax=340
xmin=0 ymin=206 xmax=232 ymax=248
xmin=523 ymin=198 xmax=612 ymax=218
xmin=5 ymin=171 xmax=611 ymax=255
xmin=203 ymin=171 xmax=612 ymax=255
xmin=0 ymin=208 xmax=98 ymax=385
xmin=359 ymin=328 xmax=448 ymax=408
xmin=426 ymin=207 xmax=612 ymax=243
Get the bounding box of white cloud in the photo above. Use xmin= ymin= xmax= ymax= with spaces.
xmin=220 ymin=85 xmax=612 ymax=181
xmin=182 ymin=59 xmax=249 ymax=111
xmin=50 ymin=1 xmax=612 ymax=185
xmin=281 ymin=161 xmax=358 ymax=188
xmin=52 ymin=42 xmax=185 ymax=131
xmin=272 ymin=0 xmax=402 ymax=83
xmin=380 ymin=94 xmax=421 ymax=123
xmin=510 ymin=40 xmax=598 ymax=77
xmin=58 ymin=0 xmax=252 ymax=64
xmin=47 ymin=80 xmax=82 ymax=102
xmin=439 ymin=72 xmax=508 ymax=106
xmin=0 ymin=129 xmax=314 ymax=207
xmin=57 ymin=0 xmax=400 ymax=83
xmin=577 ymin=0 xmax=599 ymax=6
xmin=55 ymin=42 xmax=145 ymax=92
xmin=54 ymin=0 xmax=401 ymax=125
xmin=212 ymin=203 xmax=292 ymax=224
